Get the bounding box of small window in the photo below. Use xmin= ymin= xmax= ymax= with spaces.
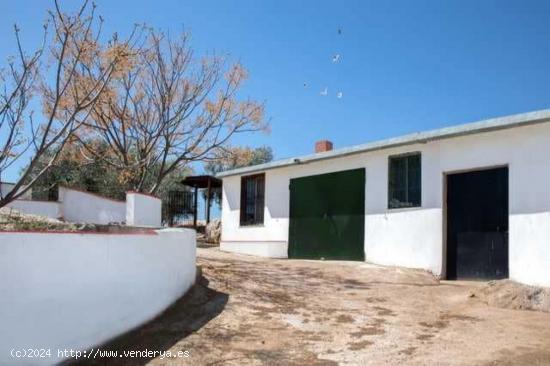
xmin=240 ymin=173 xmax=265 ymax=226
xmin=388 ymin=153 xmax=421 ymax=209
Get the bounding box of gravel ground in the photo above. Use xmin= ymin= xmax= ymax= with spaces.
xmin=80 ymin=247 xmax=550 ymax=365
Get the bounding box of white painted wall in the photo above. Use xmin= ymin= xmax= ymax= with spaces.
xmin=0 ymin=228 xmax=196 ymax=365
xmin=6 ymin=200 xmax=62 ymax=219
xmin=1 ymin=182 xmax=32 ymax=200
xmin=126 ymin=192 xmax=162 ymax=227
xmin=0 ymin=182 xmax=12 ymax=197
xmin=220 ymin=241 xmax=288 ymax=258
xmin=3 ymin=187 xmax=165 ymax=227
xmin=59 ymin=187 xmax=126 ymax=224
xmin=221 ymin=122 xmax=550 ymax=286
xmin=509 ymin=212 xmax=550 ymax=287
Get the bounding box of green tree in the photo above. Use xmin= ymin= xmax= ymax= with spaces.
xmin=28 ymin=142 xmax=192 ymax=201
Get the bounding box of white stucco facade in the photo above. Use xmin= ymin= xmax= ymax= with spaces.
xmin=220 ymin=113 xmax=550 ymax=287
xmin=0 ymin=228 xmax=196 ymax=365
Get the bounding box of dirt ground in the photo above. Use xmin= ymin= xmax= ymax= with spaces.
xmin=81 ymin=248 xmax=550 ymax=365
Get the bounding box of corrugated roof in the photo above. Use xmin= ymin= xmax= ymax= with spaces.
xmin=217 ymin=109 xmax=550 ymax=178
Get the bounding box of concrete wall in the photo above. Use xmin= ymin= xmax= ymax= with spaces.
xmin=221 ymin=122 xmax=550 ymax=287
xmin=1 ymin=182 xmax=32 ymax=200
xmin=4 ymin=188 xmax=164 ymax=227
xmin=0 ymin=182 xmax=12 ymax=197
xmin=0 ymin=228 xmax=196 ymax=365
xmin=221 ymin=241 xmax=288 ymax=258
xmin=6 ymin=200 xmax=62 ymax=219
xmin=59 ymin=187 xmax=126 ymax=225
xmin=126 ymin=192 xmax=162 ymax=227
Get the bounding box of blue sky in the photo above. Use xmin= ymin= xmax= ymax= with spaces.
xmin=2 ymin=0 xmax=550 ymax=182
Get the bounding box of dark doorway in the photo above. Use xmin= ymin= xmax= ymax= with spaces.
xmin=288 ymin=168 xmax=365 ymax=261
xmin=446 ymin=167 xmax=509 ymax=280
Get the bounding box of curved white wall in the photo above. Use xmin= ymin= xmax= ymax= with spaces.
xmin=0 ymin=228 xmax=196 ymax=365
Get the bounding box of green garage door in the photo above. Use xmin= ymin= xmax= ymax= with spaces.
xmin=288 ymin=168 xmax=365 ymax=261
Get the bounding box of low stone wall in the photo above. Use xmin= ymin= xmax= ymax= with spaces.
xmin=0 ymin=228 xmax=196 ymax=365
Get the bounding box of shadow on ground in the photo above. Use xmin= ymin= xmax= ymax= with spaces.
xmin=197 ymin=241 xmax=219 ymax=249
xmin=67 ymin=275 xmax=228 ymax=366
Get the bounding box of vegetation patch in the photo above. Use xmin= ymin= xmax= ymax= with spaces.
xmin=0 ymin=208 xmax=91 ymax=232
xmin=0 ymin=207 xmax=152 ymax=233
xmin=473 ymin=280 xmax=550 ymax=313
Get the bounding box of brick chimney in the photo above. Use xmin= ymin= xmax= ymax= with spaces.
xmin=315 ymin=140 xmax=333 ymax=153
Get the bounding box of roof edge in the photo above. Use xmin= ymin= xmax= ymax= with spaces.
xmin=217 ymin=109 xmax=550 ymax=178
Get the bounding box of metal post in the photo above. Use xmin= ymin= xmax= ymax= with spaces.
xmin=193 ymin=186 xmax=198 ymax=228
xmin=206 ymin=177 xmax=212 ymax=224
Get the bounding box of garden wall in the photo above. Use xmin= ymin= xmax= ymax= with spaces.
xmin=0 ymin=228 xmax=196 ymax=365
xmin=6 ymin=200 xmax=61 ymax=219
xmin=6 ymin=187 xmax=161 ymax=227
xmin=59 ymin=187 xmax=126 ymax=224
xmin=0 ymin=182 xmax=32 ymax=200
xmin=126 ymin=192 xmax=162 ymax=227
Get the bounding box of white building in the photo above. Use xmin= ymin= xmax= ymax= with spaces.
xmin=218 ymin=110 xmax=550 ymax=287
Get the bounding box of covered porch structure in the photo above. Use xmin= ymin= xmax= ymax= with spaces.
xmin=181 ymin=175 xmax=222 ymax=228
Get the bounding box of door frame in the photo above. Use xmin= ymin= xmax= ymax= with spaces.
xmin=441 ymin=164 xmax=509 ymax=280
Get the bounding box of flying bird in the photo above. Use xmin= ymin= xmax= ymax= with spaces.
xmin=337 ymin=92 xmax=343 ymax=99
xmin=332 ymin=54 xmax=341 ymax=63
xmin=320 ymin=87 xmax=328 ymax=96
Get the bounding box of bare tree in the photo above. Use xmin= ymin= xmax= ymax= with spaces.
xmin=0 ymin=26 xmax=42 ymax=200
xmin=203 ymin=145 xmax=273 ymax=204
xmin=79 ymin=30 xmax=268 ymax=194
xmin=0 ymin=0 xmax=141 ymax=208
